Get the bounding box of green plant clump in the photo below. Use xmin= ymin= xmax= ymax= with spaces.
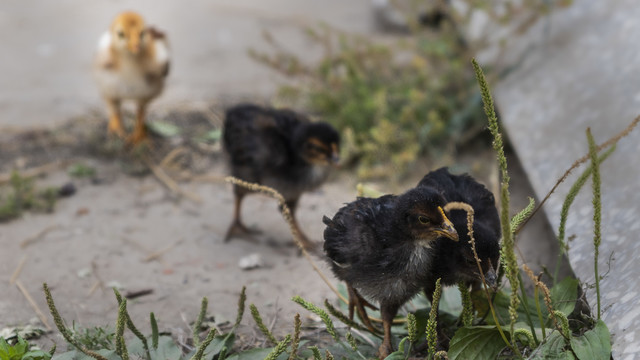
xmin=0 ymin=172 xmax=58 ymax=222
xmin=0 ymin=336 xmax=53 ymax=360
xmin=249 ymin=1 xmax=572 ymax=179
xmin=252 ymin=23 xmax=482 ymax=179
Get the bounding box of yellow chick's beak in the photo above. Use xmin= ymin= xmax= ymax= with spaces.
xmin=435 ymin=206 xmax=458 ymax=242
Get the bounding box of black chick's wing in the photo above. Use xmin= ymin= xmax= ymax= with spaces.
xmin=323 ymin=195 xmax=397 ymax=280
xmin=223 ymin=104 xmax=297 ymax=181
xmin=417 ymin=167 xmax=500 ymax=237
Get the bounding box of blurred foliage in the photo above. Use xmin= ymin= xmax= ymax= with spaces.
xmin=249 ymin=0 xmax=571 ymax=179
xmin=68 ymin=163 xmax=96 ymax=178
xmin=68 ymin=324 xmax=115 ymax=352
xmin=0 ymin=336 xmax=52 ymax=360
xmin=0 ymin=172 xmax=58 ymax=222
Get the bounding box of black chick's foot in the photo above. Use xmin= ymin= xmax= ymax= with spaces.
xmin=347 ymin=285 xmax=380 ymax=334
xmin=378 ymin=342 xmax=394 ymax=360
xmin=223 ymin=221 xmax=261 ymax=243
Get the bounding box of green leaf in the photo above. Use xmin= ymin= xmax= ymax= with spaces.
xmin=67 ymin=164 xmax=96 ymax=178
xmin=529 ymin=331 xmax=574 ymax=360
xmin=383 ymin=352 xmax=407 ymax=360
xmin=150 ymin=335 xmax=182 ymax=360
xmin=225 ymin=347 xmax=287 ymax=360
xmin=51 ymin=349 xmax=120 ymax=360
xmin=448 ymin=326 xmax=508 ymax=360
xmin=21 ymin=349 xmax=52 ymax=360
xmin=0 ymin=337 xmax=11 ymax=359
xmin=474 ymin=289 xmax=545 ymax=326
xmin=550 ymin=277 xmax=579 ymax=316
xmin=147 ymin=121 xmax=181 ymax=137
xmin=204 ymin=129 xmax=221 ymax=142
xmin=570 ymin=320 xmax=611 ymax=360
xmin=204 ymin=334 xmax=235 ymax=359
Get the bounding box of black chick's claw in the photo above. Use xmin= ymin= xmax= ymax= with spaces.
xmin=222 ymin=104 xmax=340 ymax=251
xmin=323 ymin=186 xmax=458 ymax=358
xmin=346 ymin=284 xmax=380 ymax=334
xmin=223 ymin=220 xmax=261 ymax=243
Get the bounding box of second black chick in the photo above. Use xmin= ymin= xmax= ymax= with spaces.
xmin=418 ymin=168 xmax=501 ymax=339
xmin=323 ymin=187 xmax=459 ymax=358
xmin=223 ymin=104 xmax=340 ymax=250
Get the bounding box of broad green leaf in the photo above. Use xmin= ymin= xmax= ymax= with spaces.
xmin=570 ymin=320 xmax=611 ymax=360
xmin=204 ymin=129 xmax=221 ymax=141
xmin=473 ymin=289 xmax=545 ymax=326
xmin=22 ymin=349 xmax=52 ymax=360
xmin=204 ymin=334 xmax=235 ymax=359
xmin=324 ymin=341 xmax=375 ymax=359
xmin=448 ymin=326 xmax=508 ymax=360
xmin=150 ymin=335 xmax=182 ymax=360
xmin=410 ymin=287 xmax=462 ymax=316
xmin=383 ymin=337 xmax=409 ymax=359
xmin=529 ymin=331 xmax=574 ymax=360
xmin=550 ymin=278 xmax=579 ymax=316
xmin=127 ymin=335 xmax=180 ymax=359
xmin=0 ymin=337 xmax=11 ymax=357
xmin=383 ymin=352 xmax=408 ymax=360
xmin=225 ymin=347 xmax=288 ymax=360
xmin=52 ymin=349 xmax=120 ymax=360
xmin=148 ymin=121 xmax=181 ymax=137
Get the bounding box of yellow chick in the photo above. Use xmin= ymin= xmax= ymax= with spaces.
xmin=93 ymin=11 xmax=170 ymax=145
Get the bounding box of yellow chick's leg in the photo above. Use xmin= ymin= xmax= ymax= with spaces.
xmin=105 ymin=98 xmax=125 ymax=138
xmin=128 ymin=101 xmax=149 ymax=145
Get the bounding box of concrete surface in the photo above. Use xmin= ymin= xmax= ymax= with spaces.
xmin=495 ymin=0 xmax=640 ymax=358
xmin=0 ymin=0 xmax=372 ymax=128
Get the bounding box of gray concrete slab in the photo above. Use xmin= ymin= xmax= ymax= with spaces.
xmin=495 ymin=0 xmax=640 ymax=358
xmin=0 ymin=0 xmax=372 ymax=128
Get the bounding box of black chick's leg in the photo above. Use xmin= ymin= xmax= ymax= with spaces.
xmin=346 ymin=284 xmax=379 ymax=334
xmin=224 ymin=188 xmax=260 ymax=242
xmin=283 ymin=198 xmax=315 ymax=251
xmin=379 ymin=303 xmax=400 ymax=359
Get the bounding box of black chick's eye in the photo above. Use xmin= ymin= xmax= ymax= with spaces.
xmin=418 ymin=216 xmax=430 ymax=225
xmin=118 ymin=31 xmax=125 ymax=39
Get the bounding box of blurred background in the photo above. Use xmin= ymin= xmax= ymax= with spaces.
xmin=0 ymin=1 xmax=372 ymax=128
xmin=2 ymin=0 xmax=639 ymax=358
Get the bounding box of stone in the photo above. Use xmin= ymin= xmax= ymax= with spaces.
xmin=495 ymin=0 xmax=640 ymax=357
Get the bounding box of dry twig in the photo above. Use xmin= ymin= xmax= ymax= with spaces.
xmin=142 ymin=155 xmax=202 ymax=204
xmin=9 ymin=255 xmax=28 ymax=285
xmin=20 ymin=224 xmax=59 ymax=249
xmin=0 ymin=161 xmax=69 ymax=185
xmin=143 ymin=238 xmax=184 ymax=262
xmin=15 ymin=280 xmax=52 ymax=330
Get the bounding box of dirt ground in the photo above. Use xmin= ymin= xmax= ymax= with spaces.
xmin=0 ymin=105 xmax=571 ymax=353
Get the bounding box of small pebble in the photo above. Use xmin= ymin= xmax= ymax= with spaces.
xmin=238 ymin=253 xmax=264 ymax=270
xmin=58 ymin=182 xmax=77 ymax=197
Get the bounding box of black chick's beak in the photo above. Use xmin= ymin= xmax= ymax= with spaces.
xmin=435 ymin=206 xmax=458 ymax=242
xmin=483 ymin=261 xmax=498 ymax=291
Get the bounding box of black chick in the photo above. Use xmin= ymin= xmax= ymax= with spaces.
xmin=223 ymin=104 xmax=340 ymax=250
xmin=323 ymin=187 xmax=459 ymax=358
xmin=418 ymin=168 xmax=501 ymax=323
